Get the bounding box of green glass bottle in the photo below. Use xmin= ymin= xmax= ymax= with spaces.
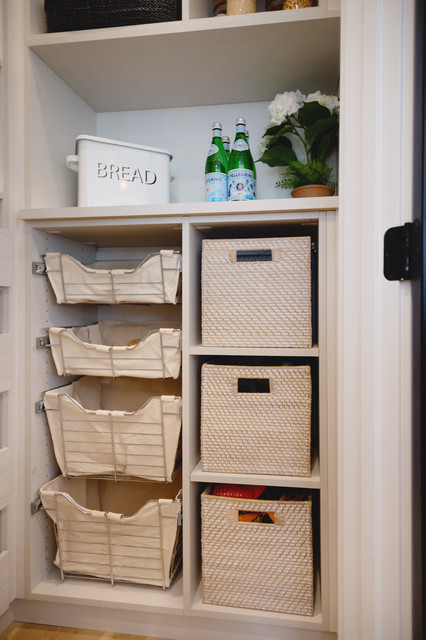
xmin=228 ymin=117 xmax=256 ymax=201
xmin=245 ymin=129 xmax=257 ymax=183
xmin=222 ymin=135 xmax=231 ymax=163
xmin=205 ymin=121 xmax=228 ymax=202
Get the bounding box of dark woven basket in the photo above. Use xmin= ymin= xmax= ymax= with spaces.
xmin=44 ymin=0 xmax=182 ymax=33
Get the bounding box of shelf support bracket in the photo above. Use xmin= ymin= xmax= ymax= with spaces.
xmin=36 ymin=335 xmax=51 ymax=349
xmin=32 ymin=261 xmax=47 ymax=275
xmin=31 ymin=493 xmax=43 ymax=515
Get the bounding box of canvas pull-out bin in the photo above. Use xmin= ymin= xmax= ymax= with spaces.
xmin=44 ymin=251 xmax=182 ymax=305
xmin=201 ymin=486 xmax=314 ymax=615
xmin=48 ymin=320 xmax=182 ymax=379
xmin=40 ymin=475 xmax=182 ymax=587
xmin=201 ymin=364 xmax=312 ymax=476
xmin=44 ymin=377 xmax=182 ymax=482
xmin=201 ymin=236 xmax=312 ymax=347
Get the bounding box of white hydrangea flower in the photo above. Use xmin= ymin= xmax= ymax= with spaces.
xmin=257 ymin=126 xmax=273 ymax=154
xmin=268 ymin=90 xmax=305 ymax=125
xmin=257 ymin=136 xmax=271 ymax=155
xmin=305 ymin=90 xmax=322 ymax=103
xmin=306 ymin=91 xmax=340 ymax=114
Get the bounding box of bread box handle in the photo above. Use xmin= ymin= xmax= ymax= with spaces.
xmin=65 ymin=155 xmax=79 ymax=172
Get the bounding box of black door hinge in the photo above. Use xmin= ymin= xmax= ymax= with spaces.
xmin=384 ymin=220 xmax=420 ymax=281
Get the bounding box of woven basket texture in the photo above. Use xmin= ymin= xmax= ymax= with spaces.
xmin=201 ymin=364 xmax=311 ymax=476
xmin=44 ymin=0 xmax=182 ymax=32
xmin=201 ymin=488 xmax=314 ymax=615
xmin=201 ymin=237 xmax=312 ymax=348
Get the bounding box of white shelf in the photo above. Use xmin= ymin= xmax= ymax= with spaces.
xmin=28 ymin=11 xmax=340 ymax=111
xmin=19 ymin=197 xmax=339 ymax=222
xmin=190 ymin=344 xmax=319 ymax=356
xmin=190 ymin=459 xmax=320 ymax=488
xmin=31 ymin=568 xmax=184 ymax=613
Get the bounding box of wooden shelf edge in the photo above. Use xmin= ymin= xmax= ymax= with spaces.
xmin=190 ymin=459 xmax=321 ymax=488
xmin=19 ymin=197 xmax=339 ymax=222
xmin=28 ymin=9 xmax=340 ymax=47
xmin=30 ymin=569 xmax=185 ymax=614
xmin=190 ymin=344 xmax=319 ymax=357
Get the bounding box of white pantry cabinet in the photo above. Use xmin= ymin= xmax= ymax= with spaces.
xmin=9 ymin=2 xmax=341 ymax=638
xmin=19 ymin=203 xmax=338 ymax=640
xmin=1 ymin=1 xmax=416 ymax=640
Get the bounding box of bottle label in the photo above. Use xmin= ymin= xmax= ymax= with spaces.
xmin=205 ymin=172 xmax=228 ymax=201
xmin=232 ymin=139 xmax=249 ymax=152
xmin=228 ymin=169 xmax=256 ymax=200
xmin=207 ymin=143 xmax=219 ymax=157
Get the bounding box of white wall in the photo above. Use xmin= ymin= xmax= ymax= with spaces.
xmin=97 ymin=102 xmax=289 ymax=202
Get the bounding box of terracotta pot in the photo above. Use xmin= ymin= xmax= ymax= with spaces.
xmin=291 ymin=184 xmax=335 ymax=198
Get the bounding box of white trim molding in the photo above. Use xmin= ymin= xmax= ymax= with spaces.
xmin=339 ymin=1 xmax=415 ymax=639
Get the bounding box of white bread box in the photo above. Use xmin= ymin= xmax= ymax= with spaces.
xmin=66 ymin=135 xmax=173 ymax=206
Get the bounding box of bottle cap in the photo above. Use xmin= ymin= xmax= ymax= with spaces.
xmin=222 ymin=136 xmax=230 ymax=143
xmin=236 ymin=117 xmax=246 ymax=125
xmin=212 ymin=122 xmax=222 ymax=129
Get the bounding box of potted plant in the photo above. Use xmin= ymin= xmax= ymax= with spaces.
xmin=257 ymin=90 xmax=339 ymax=197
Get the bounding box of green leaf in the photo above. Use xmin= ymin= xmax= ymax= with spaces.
xmin=276 ymin=159 xmax=335 ymax=189
xmin=305 ymin=116 xmax=339 ymax=160
xmin=257 ymin=144 xmax=298 ymax=167
xmin=261 ymin=134 xmax=293 ymax=159
xmin=264 ymin=124 xmax=295 ymax=143
xmin=305 ymin=115 xmax=338 ymax=145
xmin=297 ymin=101 xmax=331 ymax=128
xmin=315 ymin=130 xmax=338 ymax=162
xmin=264 ymin=123 xmax=288 ymax=137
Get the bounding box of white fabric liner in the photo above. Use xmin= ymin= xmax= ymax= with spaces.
xmin=44 ymin=377 xmax=182 ymax=482
xmin=49 ymin=320 xmax=182 ymax=379
xmin=40 ymin=474 xmax=182 ymax=588
xmin=44 ymin=251 xmax=182 ymax=305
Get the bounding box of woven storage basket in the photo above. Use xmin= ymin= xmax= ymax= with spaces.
xmin=201 ymin=237 xmax=312 ymax=348
xmin=44 ymin=0 xmax=182 ymax=33
xmin=201 ymin=486 xmax=314 ymax=615
xmin=201 ymin=364 xmax=311 ymax=476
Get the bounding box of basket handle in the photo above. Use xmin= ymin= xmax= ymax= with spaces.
xmin=228 ymin=509 xmax=276 ymax=524
xmin=237 ymin=378 xmax=270 ymax=394
xmin=236 ymin=249 xmax=272 ymax=262
xmin=66 ymin=154 xmax=79 ymax=172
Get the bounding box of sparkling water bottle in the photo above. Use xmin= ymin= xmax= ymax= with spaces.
xmin=245 ymin=129 xmax=257 ymax=183
xmin=205 ymin=122 xmax=228 ymax=202
xmin=228 ymin=117 xmax=256 ymax=201
xmin=222 ymin=135 xmax=231 ymax=163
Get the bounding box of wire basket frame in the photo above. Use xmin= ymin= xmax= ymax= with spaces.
xmin=48 ymin=321 xmax=182 ymax=379
xmin=41 ymin=479 xmax=182 ymax=588
xmin=44 ymin=381 xmax=182 ymax=483
xmin=44 ymin=251 xmax=182 ymax=305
